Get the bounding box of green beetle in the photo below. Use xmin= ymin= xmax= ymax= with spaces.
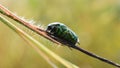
xmin=46 ymin=22 xmax=79 ymax=46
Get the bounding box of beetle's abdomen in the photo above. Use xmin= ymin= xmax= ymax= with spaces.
xmin=53 ymin=26 xmax=78 ymax=45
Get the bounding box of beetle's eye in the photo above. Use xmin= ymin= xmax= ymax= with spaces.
xmin=46 ymin=26 xmax=54 ymax=33
xmin=47 ymin=26 xmax=52 ymax=30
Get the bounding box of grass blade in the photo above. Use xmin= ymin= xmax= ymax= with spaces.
xmin=0 ymin=15 xmax=79 ymax=68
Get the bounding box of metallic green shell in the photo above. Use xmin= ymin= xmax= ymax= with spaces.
xmin=46 ymin=22 xmax=79 ymax=46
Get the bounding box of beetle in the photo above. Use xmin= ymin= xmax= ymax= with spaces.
xmin=46 ymin=22 xmax=80 ymax=46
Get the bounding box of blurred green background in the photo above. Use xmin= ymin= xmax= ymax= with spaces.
xmin=0 ymin=0 xmax=120 ymax=68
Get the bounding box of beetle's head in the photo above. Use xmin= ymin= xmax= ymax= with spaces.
xmin=46 ymin=25 xmax=54 ymax=32
xmin=46 ymin=22 xmax=61 ymax=33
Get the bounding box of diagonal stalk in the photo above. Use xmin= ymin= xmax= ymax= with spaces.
xmin=0 ymin=4 xmax=61 ymax=45
xmin=0 ymin=15 xmax=79 ymax=68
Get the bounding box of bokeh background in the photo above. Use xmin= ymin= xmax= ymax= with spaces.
xmin=0 ymin=0 xmax=120 ymax=68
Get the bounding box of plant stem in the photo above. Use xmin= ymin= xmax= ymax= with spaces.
xmin=72 ymin=46 xmax=120 ymax=68
xmin=0 ymin=14 xmax=58 ymax=68
xmin=0 ymin=15 xmax=79 ymax=68
xmin=0 ymin=4 xmax=61 ymax=45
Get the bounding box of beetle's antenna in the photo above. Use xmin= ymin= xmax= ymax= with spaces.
xmin=70 ymin=45 xmax=120 ymax=68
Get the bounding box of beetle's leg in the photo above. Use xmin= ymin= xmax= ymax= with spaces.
xmin=67 ymin=46 xmax=73 ymax=50
xmin=77 ymin=42 xmax=80 ymax=45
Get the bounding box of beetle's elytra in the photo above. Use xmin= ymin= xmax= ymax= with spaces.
xmin=46 ymin=22 xmax=79 ymax=46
